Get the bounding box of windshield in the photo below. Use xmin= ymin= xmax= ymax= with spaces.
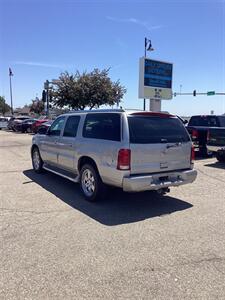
xmin=128 ymin=116 xmax=190 ymax=144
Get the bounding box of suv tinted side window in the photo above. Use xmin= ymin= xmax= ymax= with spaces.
xmin=63 ymin=116 xmax=80 ymax=137
xmin=83 ymin=113 xmax=121 ymax=141
xmin=48 ymin=116 xmax=65 ymax=136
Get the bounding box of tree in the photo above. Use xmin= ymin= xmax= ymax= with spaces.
xmin=0 ymin=96 xmax=11 ymax=115
xmin=51 ymin=69 xmax=126 ymax=110
xmin=30 ymin=99 xmax=45 ymax=114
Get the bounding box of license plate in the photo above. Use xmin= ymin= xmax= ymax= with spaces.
xmin=160 ymin=162 xmax=168 ymax=169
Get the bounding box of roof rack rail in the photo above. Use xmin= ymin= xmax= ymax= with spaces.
xmin=67 ymin=108 xmax=125 ymax=114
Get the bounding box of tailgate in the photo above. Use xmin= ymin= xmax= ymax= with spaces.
xmin=128 ymin=113 xmax=192 ymax=175
xmin=130 ymin=142 xmax=191 ymax=174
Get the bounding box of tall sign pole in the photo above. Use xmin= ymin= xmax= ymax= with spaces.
xmin=9 ymin=68 xmax=14 ymax=115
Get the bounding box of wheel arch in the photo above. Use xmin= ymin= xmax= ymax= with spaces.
xmin=78 ymin=156 xmax=99 ymax=174
xmin=31 ymin=144 xmax=39 ymax=153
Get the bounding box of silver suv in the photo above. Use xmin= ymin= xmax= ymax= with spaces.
xmin=31 ymin=109 xmax=197 ymax=201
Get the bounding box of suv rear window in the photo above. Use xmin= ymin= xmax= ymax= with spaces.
xmin=128 ymin=116 xmax=190 ymax=144
xmin=188 ymin=116 xmax=219 ymax=127
xmin=83 ymin=113 xmax=121 ymax=141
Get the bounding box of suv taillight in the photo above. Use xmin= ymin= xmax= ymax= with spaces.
xmin=191 ymin=145 xmax=195 ymax=164
xmin=117 ymin=149 xmax=131 ymax=170
xmin=191 ymin=129 xmax=198 ymax=139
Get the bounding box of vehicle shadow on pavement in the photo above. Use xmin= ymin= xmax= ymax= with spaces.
xmin=23 ymin=169 xmax=193 ymax=226
xmin=204 ymin=162 xmax=225 ymax=170
xmin=194 ymin=153 xmax=214 ymax=161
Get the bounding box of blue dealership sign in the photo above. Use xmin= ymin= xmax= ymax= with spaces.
xmin=144 ymin=59 xmax=173 ymax=89
xmin=139 ymin=57 xmax=173 ymax=100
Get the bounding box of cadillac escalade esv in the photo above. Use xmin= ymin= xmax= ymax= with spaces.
xmin=31 ymin=110 xmax=197 ymax=201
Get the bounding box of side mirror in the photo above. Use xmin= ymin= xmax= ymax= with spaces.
xmin=37 ymin=127 xmax=48 ymax=135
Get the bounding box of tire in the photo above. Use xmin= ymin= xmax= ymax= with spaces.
xmin=80 ymin=164 xmax=106 ymax=202
xmin=216 ymin=152 xmax=225 ymax=163
xmin=32 ymin=147 xmax=43 ymax=173
xmin=200 ymin=146 xmax=209 ymax=158
xmin=27 ymin=127 xmax=31 ymax=133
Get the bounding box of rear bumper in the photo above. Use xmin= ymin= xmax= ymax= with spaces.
xmin=207 ymin=145 xmax=225 ymax=152
xmin=123 ymin=169 xmax=197 ymax=192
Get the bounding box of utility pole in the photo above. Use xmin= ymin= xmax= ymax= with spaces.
xmin=9 ymin=68 xmax=14 ymax=115
xmin=44 ymin=80 xmax=50 ymax=117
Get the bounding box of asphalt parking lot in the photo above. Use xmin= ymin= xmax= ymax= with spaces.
xmin=1 ymin=130 xmax=225 ymax=300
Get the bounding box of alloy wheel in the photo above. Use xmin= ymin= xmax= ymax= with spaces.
xmin=32 ymin=149 xmax=41 ymax=170
xmin=81 ymin=168 xmax=96 ymax=197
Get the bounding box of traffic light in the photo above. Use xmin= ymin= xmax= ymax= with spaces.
xmin=42 ymin=90 xmax=46 ymax=102
xmin=49 ymin=90 xmax=53 ymax=102
xmin=193 ymin=90 xmax=196 ymax=96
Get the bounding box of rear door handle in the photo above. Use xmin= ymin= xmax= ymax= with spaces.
xmin=56 ymin=142 xmax=73 ymax=147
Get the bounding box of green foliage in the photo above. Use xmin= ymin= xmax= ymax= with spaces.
xmin=0 ymin=96 xmax=11 ymax=115
xmin=30 ymin=99 xmax=45 ymax=114
xmin=51 ymin=69 xmax=126 ymax=110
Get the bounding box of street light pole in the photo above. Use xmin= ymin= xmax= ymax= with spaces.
xmin=9 ymin=68 xmax=14 ymax=115
xmin=143 ymin=38 xmax=147 ymax=111
xmin=143 ymin=38 xmax=154 ymax=111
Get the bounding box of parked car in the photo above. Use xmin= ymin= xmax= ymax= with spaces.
xmin=7 ymin=117 xmax=16 ymax=130
xmin=36 ymin=120 xmax=53 ymax=134
xmin=31 ymin=109 xmax=197 ymax=202
xmin=207 ymin=127 xmax=225 ymax=162
xmin=31 ymin=119 xmax=49 ymax=134
xmin=0 ymin=117 xmax=8 ymax=130
xmin=8 ymin=116 xmax=31 ymax=131
xmin=187 ymin=115 xmax=225 ymax=157
xmin=15 ymin=118 xmax=37 ymax=133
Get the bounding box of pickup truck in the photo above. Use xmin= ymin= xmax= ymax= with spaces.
xmin=187 ymin=115 xmax=225 ymax=157
xmin=207 ymin=127 xmax=225 ymax=162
